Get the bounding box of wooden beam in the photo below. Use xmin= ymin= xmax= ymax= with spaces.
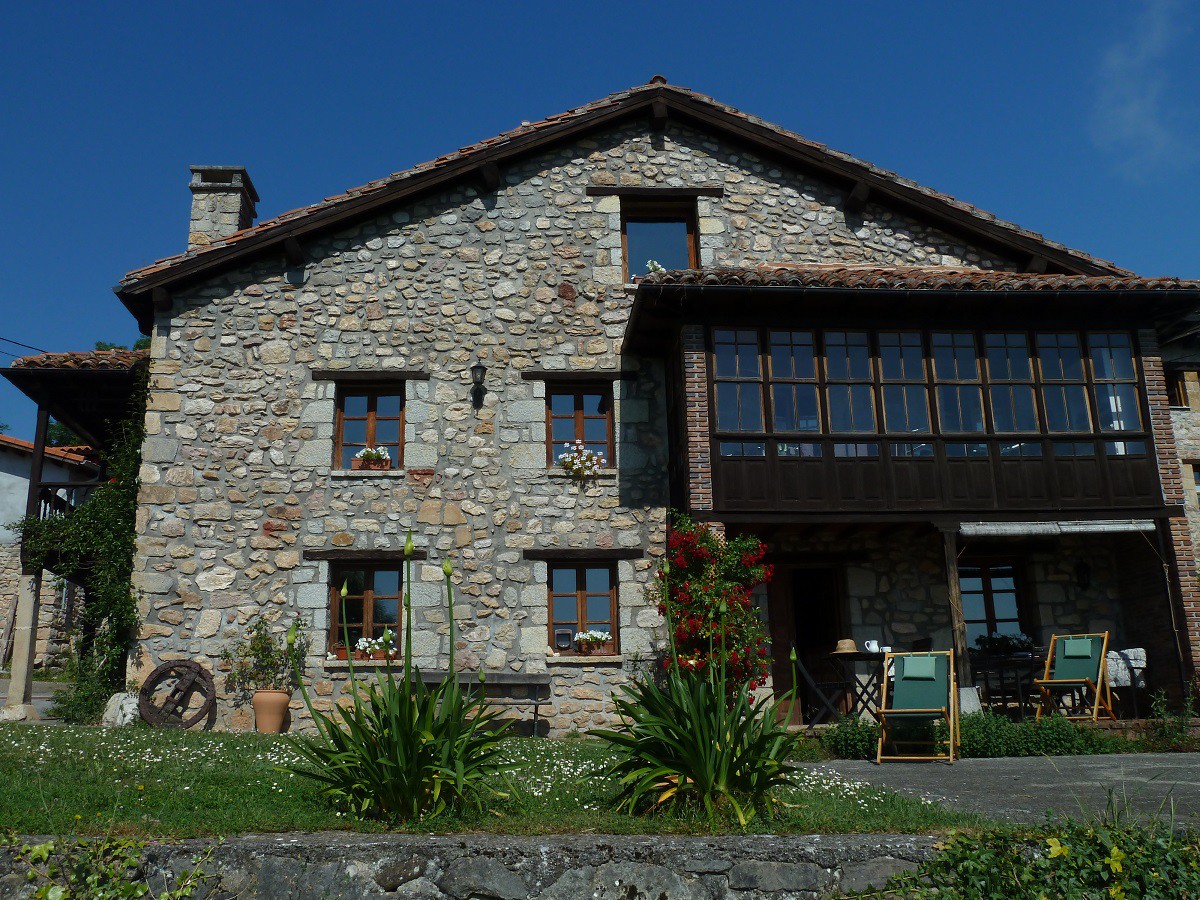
xmin=844 ymin=181 xmax=871 ymax=214
xmin=650 ymin=99 xmax=669 ymax=132
xmin=309 ymin=369 xmax=430 ymax=382
xmin=151 ymin=287 xmax=171 ymax=313
xmin=585 ymin=185 xmax=725 ymax=198
xmin=303 ymin=548 xmax=428 ymax=561
xmin=941 ymin=526 xmax=972 ymax=685
xmin=476 ymin=162 xmax=501 ymax=193
xmin=283 ymin=236 xmax=305 ymax=267
xmin=523 ymin=548 xmax=644 ymax=561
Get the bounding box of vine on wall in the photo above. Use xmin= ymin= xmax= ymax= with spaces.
xmin=14 ymin=361 xmax=148 ymax=722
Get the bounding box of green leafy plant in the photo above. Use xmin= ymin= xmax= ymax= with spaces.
xmin=1140 ymin=690 xmax=1200 ymax=752
xmin=943 ymin=711 xmax=1131 ymax=758
xmin=818 ymin=716 xmax=881 ymax=760
xmin=285 ymin=535 xmax=511 ymax=821
xmin=219 ymin=618 xmax=308 ymax=697
xmin=1 ymin=831 xmax=213 ymax=899
xmin=14 ymin=363 xmax=147 ymax=724
xmin=592 ymin=523 xmax=806 ymax=826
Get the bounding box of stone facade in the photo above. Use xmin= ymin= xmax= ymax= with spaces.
xmin=131 ymin=119 xmax=1034 ymax=733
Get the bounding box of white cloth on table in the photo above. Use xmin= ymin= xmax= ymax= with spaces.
xmin=1106 ymin=648 xmax=1146 ymax=688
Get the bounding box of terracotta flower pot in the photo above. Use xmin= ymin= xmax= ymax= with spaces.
xmin=333 ymin=646 xmax=348 ymax=660
xmin=252 ymin=689 xmax=291 ymax=734
xmin=351 ymin=458 xmax=392 ymax=471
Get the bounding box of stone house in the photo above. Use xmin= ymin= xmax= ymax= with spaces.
xmin=5 ymin=78 xmax=1200 ymax=729
xmin=0 ymin=435 xmax=95 ymax=671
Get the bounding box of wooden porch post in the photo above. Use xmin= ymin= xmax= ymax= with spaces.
xmin=940 ymin=525 xmax=972 ymax=686
xmin=1 ymin=406 xmax=50 ymax=721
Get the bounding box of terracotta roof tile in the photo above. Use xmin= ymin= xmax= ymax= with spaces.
xmin=0 ymin=434 xmax=98 ymax=466
xmin=10 ymin=348 xmax=149 ymax=370
xmin=117 ymin=81 xmax=1132 ymax=292
xmin=642 ymin=264 xmax=1200 ymax=292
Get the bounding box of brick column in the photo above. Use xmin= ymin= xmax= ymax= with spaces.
xmin=681 ymin=324 xmax=714 ymax=515
xmin=1140 ymin=328 xmax=1200 ymax=679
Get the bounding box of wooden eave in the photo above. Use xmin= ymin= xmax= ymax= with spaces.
xmin=116 ymin=85 xmax=1130 ymax=333
xmin=1 ymin=367 xmax=141 ymax=449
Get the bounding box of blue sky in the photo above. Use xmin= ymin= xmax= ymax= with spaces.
xmin=1 ymin=0 xmax=1197 ymax=438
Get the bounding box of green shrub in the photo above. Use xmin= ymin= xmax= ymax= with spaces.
xmin=945 ymin=712 xmax=1133 ymax=758
xmin=819 ymin=716 xmax=881 ymax=760
xmin=855 ymin=819 xmax=1200 ymax=898
xmin=287 ymin=542 xmax=511 ymax=822
xmin=220 ymin=617 xmax=308 ymax=698
xmin=1140 ymin=691 xmax=1200 ymax=752
xmin=1 ymin=831 xmax=213 ymax=899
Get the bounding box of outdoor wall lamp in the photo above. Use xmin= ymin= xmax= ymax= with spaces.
xmin=470 ymin=357 xmax=487 ymax=408
xmin=1074 ymin=560 xmax=1092 ymax=592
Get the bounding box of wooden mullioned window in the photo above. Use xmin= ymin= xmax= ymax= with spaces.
xmin=546 ymin=386 xmax=614 ymax=466
xmin=334 ymin=387 xmax=404 ymax=469
xmin=328 ymin=565 xmax=402 ymax=651
xmin=548 ymin=563 xmax=618 ymax=654
xmin=959 ymin=562 xmax=1031 ymax=648
xmin=621 ymin=198 xmax=698 ymax=281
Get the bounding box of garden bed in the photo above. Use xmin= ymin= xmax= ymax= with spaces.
xmin=0 ymin=725 xmax=982 ymax=839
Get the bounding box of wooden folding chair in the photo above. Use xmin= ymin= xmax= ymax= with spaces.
xmin=1034 ymin=632 xmax=1116 ymax=722
xmin=875 ymin=651 xmax=959 ymax=764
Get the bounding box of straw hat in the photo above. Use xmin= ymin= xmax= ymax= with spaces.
xmin=831 ymin=638 xmax=858 ymax=654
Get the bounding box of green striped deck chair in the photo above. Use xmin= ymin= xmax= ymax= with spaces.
xmin=1035 ymin=632 xmax=1115 ymax=722
xmin=875 ymin=651 xmax=958 ymax=764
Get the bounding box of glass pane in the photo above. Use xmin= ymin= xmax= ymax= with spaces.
xmin=778 ymin=442 xmax=822 ymax=458
xmin=372 ymin=597 xmax=399 ymax=627
xmin=583 ymin=417 xmax=608 ymax=442
xmin=550 ymin=393 xmax=575 ymax=416
xmin=586 ymin=595 xmax=612 ymax=624
xmin=1089 ymin=333 xmax=1135 ymax=380
xmin=960 ymin=575 xmax=984 ymax=593
xmin=879 ymin=332 xmax=923 ymax=380
xmin=340 ymin=446 xmax=357 ymax=468
xmin=999 ymin=441 xmax=1042 ymax=457
xmin=1096 ymin=384 xmax=1141 ymax=431
xmin=891 ymin=442 xmax=935 ymax=458
xmin=550 ymin=567 xmax=576 ymax=595
xmin=826 ymin=332 xmax=871 ymax=380
xmin=938 ymin=386 xmax=985 ymax=432
xmin=883 ymin=384 xmax=929 ymax=433
xmin=584 ymin=442 xmax=608 ymax=461
xmin=340 ymin=569 xmax=367 ymax=596
xmin=736 ymin=332 xmax=759 ymax=378
xmin=829 ymin=384 xmax=874 ymax=432
xmin=991 ymin=595 xmax=1018 ymax=622
xmin=552 ymin=596 xmax=577 ymax=626
xmin=342 ymin=394 xmax=369 ymax=417
xmin=1105 ymin=440 xmax=1147 ymax=456
xmin=984 ymin=333 xmax=1032 ymax=381
xmin=374 ymin=569 xmax=400 ymax=596
xmin=990 ymin=385 xmax=1038 ymax=432
xmin=833 ymin=442 xmax=878 ymax=458
xmin=1054 ymin=441 xmax=1096 ymax=457
xmin=376 ymin=395 xmax=402 ymax=417
xmin=340 ymin=596 xmax=364 ymax=625
xmin=552 ymin=418 xmax=575 ymax=444
xmin=772 ymin=384 xmax=820 ymax=432
xmin=932 ymin=333 xmax=977 ymax=380
xmin=945 ymin=442 xmax=989 ymax=458
xmin=713 ymin=335 xmax=738 ymax=378
xmin=966 ymin=622 xmax=989 ymax=647
xmin=625 ymin=220 xmax=691 ymax=274
xmin=373 ymin=419 xmax=401 ymax=444
xmin=341 ymin=418 xmax=367 ymax=445
xmin=1038 ymin=334 xmax=1084 ymax=380
xmin=994 ymin=620 xmax=1022 ymax=637
xmin=963 ymin=595 xmax=987 ymax=620
xmin=720 ymin=441 xmax=766 ymax=457
xmin=734 ymin=383 xmax=764 ymax=431
xmin=582 ymin=394 xmax=606 ymax=416
xmin=769 ymin=331 xmax=815 ymax=379
xmin=1043 ymin=385 xmax=1091 ymax=432
xmin=585 ymin=568 xmax=610 ymax=594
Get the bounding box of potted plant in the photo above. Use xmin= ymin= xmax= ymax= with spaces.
xmin=557 ymin=440 xmax=607 ymax=479
xmin=221 ymin=618 xmax=308 ymax=733
xmin=352 ymin=446 xmax=392 ymax=471
xmin=574 ymin=629 xmax=611 ymax=655
xmin=329 ymin=641 xmax=348 ymax=661
xmin=354 ymin=631 xmax=399 ymax=661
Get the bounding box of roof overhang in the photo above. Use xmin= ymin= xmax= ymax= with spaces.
xmin=622 ymin=282 xmax=1200 ymax=354
xmin=114 ymin=82 xmax=1136 ymax=334
xmin=959 ymin=519 xmax=1157 ymax=537
xmin=2 ymin=367 xmax=141 ymax=449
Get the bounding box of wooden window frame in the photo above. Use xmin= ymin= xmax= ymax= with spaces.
xmin=547 ymin=562 xmax=619 ymax=655
xmin=620 ymin=197 xmax=699 ymax=283
xmin=334 ymin=383 xmax=405 ymax=469
xmin=984 ymin=332 xmax=1039 ymax=434
xmin=328 ymin=563 xmax=404 ymax=653
xmin=766 ymin=330 xmax=821 ymax=435
xmin=1087 ymin=332 xmax=1142 ymax=433
xmin=1165 ymin=368 xmax=1191 ymax=409
xmin=878 ymin=331 xmax=931 ymax=435
xmin=545 ymin=384 xmax=615 ymax=467
xmin=958 ymin=559 xmax=1034 ymax=646
xmin=824 ymin=330 xmax=876 ymax=435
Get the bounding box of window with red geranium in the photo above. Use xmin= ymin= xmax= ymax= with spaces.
xmin=653 ymin=515 xmax=773 ymax=689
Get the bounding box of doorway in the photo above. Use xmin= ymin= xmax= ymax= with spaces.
xmin=771 ymin=566 xmax=846 ymax=723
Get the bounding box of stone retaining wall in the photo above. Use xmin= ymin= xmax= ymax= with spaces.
xmin=0 ymin=832 xmax=937 ymax=899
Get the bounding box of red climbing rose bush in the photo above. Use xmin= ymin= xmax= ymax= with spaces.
xmin=653 ymin=515 xmax=773 ymax=689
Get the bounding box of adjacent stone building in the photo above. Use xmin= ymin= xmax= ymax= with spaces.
xmin=7 ymin=78 xmax=1200 ymax=729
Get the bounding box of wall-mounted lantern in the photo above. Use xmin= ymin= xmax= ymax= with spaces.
xmin=470 ymin=357 xmax=487 ymax=408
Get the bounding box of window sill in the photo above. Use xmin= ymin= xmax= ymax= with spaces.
xmin=546 ymin=468 xmax=617 ymax=480
xmin=330 ymin=469 xmax=408 ymax=479
xmin=545 ymin=653 xmax=624 ymax=665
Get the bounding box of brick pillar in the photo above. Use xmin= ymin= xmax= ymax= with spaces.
xmin=681 ymin=324 xmax=714 ymax=515
xmin=1140 ymin=328 xmax=1200 ymax=682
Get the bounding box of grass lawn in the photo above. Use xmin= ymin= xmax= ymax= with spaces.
xmin=0 ymin=724 xmax=986 ymax=838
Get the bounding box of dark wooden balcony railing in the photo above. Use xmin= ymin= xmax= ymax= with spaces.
xmin=712 ymin=435 xmax=1162 ymax=514
xmin=35 ymin=481 xmax=98 ymax=521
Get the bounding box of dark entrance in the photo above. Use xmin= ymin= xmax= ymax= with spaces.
xmin=771 ymin=566 xmax=846 ymax=723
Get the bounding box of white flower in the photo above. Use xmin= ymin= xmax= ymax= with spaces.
xmin=355 ymin=446 xmax=391 ymax=462
xmin=646 ymin=259 xmax=665 ymax=273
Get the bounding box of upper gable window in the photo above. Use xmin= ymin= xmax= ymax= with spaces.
xmin=335 ymin=387 xmax=404 ymax=469
xmin=622 ymin=198 xmax=698 ymax=281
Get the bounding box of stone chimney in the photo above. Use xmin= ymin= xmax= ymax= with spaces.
xmin=187 ymin=165 xmax=259 ymax=249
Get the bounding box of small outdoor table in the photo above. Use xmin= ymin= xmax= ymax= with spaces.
xmin=827 ymin=650 xmax=886 ymax=721
xmin=970 ymin=651 xmax=1047 ymax=720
